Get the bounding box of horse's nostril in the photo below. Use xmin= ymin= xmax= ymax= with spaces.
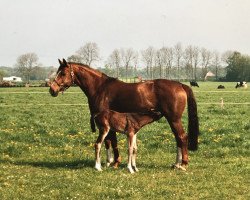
xmin=49 ymin=88 xmax=57 ymax=97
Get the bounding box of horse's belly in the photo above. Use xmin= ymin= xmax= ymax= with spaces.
xmin=110 ymin=98 xmax=156 ymax=113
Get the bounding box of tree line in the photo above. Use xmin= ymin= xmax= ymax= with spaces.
xmin=0 ymin=42 xmax=249 ymax=83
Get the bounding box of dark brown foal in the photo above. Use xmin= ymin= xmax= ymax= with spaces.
xmin=94 ymin=110 xmax=162 ymax=173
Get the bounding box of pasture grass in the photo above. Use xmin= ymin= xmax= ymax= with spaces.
xmin=0 ymin=82 xmax=249 ymax=199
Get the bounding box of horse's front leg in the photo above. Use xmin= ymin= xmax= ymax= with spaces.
xmin=95 ymin=127 xmax=109 ymax=171
xmin=132 ymin=134 xmax=139 ymax=172
xmin=88 ymin=103 xmax=96 ymax=132
xmin=127 ymin=132 xmax=136 ymax=173
xmin=90 ymin=115 xmax=96 ymax=132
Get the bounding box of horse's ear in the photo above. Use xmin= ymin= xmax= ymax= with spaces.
xmin=63 ymin=58 xmax=68 ymax=66
xmin=58 ymin=59 xmax=63 ymax=65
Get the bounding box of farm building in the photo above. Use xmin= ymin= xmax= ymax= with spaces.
xmin=204 ymin=71 xmax=215 ymax=80
xmin=3 ymin=76 xmax=22 ymax=82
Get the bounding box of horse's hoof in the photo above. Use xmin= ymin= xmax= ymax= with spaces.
xmin=95 ymin=167 xmax=102 ymax=171
xmin=172 ymin=163 xmax=187 ymax=171
xmin=107 ymin=158 xmax=114 ymax=164
xmin=178 ymin=165 xmax=187 ymax=171
xmin=113 ymin=162 xmax=119 ymax=169
xmin=95 ymin=163 xmax=102 ymax=171
xmin=128 ymin=167 xmax=135 ymax=174
xmin=106 ymin=162 xmax=111 ymax=167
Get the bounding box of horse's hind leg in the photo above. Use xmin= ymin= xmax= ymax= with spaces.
xmin=168 ymin=120 xmax=188 ymax=171
xmin=95 ymin=127 xmax=109 ymax=171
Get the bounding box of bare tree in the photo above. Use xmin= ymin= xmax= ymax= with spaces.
xmin=174 ymin=42 xmax=183 ymax=80
xmin=193 ymin=46 xmax=200 ymax=81
xmin=221 ymin=50 xmax=234 ymax=66
xmin=158 ymin=47 xmax=174 ymax=79
xmin=141 ymin=46 xmax=155 ymax=79
xmin=184 ymin=45 xmax=194 ymax=80
xmin=155 ymin=49 xmax=164 ymax=78
xmin=212 ymin=51 xmax=221 ymax=80
xmin=183 ymin=45 xmax=200 ymax=80
xmin=107 ymin=49 xmax=121 ymax=78
xmin=75 ymin=42 xmax=100 ymax=66
xmin=120 ymin=48 xmax=137 ymax=81
xmin=201 ymin=48 xmax=212 ymax=79
xmin=67 ymin=54 xmax=81 ymax=63
xmin=16 ymin=53 xmax=39 ymax=83
xmin=133 ymin=51 xmax=139 ymax=77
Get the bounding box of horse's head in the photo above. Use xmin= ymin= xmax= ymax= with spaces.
xmin=49 ymin=58 xmax=74 ymax=97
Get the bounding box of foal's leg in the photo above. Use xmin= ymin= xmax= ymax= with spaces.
xmin=127 ymin=132 xmax=136 ymax=173
xmin=132 ymin=134 xmax=139 ymax=172
xmin=95 ymin=127 xmax=110 ymax=171
xmin=104 ymin=139 xmax=113 ymax=167
xmin=169 ymin=120 xmax=188 ymax=171
xmin=108 ymin=130 xmax=121 ymax=168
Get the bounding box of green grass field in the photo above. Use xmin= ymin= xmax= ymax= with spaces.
xmin=0 ymin=82 xmax=249 ymax=199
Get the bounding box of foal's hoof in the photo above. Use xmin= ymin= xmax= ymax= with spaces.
xmin=172 ymin=163 xmax=187 ymax=171
xmin=113 ymin=162 xmax=120 ymax=169
xmin=128 ymin=167 xmax=135 ymax=174
xmin=106 ymin=158 xmax=114 ymax=166
xmin=132 ymin=166 xmax=139 ymax=172
xmin=112 ymin=157 xmax=122 ymax=169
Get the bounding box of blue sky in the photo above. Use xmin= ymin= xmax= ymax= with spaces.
xmin=0 ymin=0 xmax=250 ymax=67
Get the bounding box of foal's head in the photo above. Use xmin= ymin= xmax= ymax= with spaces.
xmin=49 ymin=59 xmax=75 ymax=97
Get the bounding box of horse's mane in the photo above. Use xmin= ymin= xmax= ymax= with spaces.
xmin=68 ymin=62 xmax=90 ymax=68
xmin=68 ymin=62 xmax=118 ymax=82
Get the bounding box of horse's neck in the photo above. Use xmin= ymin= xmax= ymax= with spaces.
xmin=74 ymin=65 xmax=107 ymax=99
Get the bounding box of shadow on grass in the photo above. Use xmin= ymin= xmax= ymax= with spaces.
xmin=0 ymin=159 xmax=95 ymax=169
xmin=0 ymin=158 xmax=179 ymax=171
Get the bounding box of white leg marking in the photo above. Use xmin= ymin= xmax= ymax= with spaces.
xmin=95 ymin=162 xmax=102 ymax=171
xmin=132 ymin=135 xmax=139 ymax=172
xmin=176 ymin=147 xmax=182 ymax=164
xmin=95 ymin=143 xmax=102 ymax=171
xmin=172 ymin=147 xmax=186 ymax=171
xmin=127 ymin=133 xmax=136 ymax=174
xmin=94 ymin=128 xmax=110 ymax=171
xmin=106 ymin=148 xmax=114 ymax=167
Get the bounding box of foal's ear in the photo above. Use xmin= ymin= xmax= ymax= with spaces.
xmin=63 ymin=58 xmax=68 ymax=66
xmin=58 ymin=59 xmax=63 ymax=65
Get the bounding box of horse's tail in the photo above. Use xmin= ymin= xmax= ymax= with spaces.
xmin=182 ymin=84 xmax=199 ymax=151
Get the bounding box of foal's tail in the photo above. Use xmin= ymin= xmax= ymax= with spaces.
xmin=182 ymin=84 xmax=199 ymax=151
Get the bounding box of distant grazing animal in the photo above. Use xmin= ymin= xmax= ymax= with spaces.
xmin=94 ymin=110 xmax=162 ymax=173
xmin=190 ymin=81 xmax=199 ymax=87
xmin=217 ymin=85 xmax=225 ymax=89
xmin=235 ymin=81 xmax=247 ymax=89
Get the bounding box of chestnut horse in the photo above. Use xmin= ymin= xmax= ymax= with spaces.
xmin=94 ymin=110 xmax=162 ymax=173
xmin=49 ymin=59 xmax=199 ymax=170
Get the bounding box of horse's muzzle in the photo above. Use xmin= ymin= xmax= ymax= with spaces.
xmin=49 ymin=87 xmax=59 ymax=97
